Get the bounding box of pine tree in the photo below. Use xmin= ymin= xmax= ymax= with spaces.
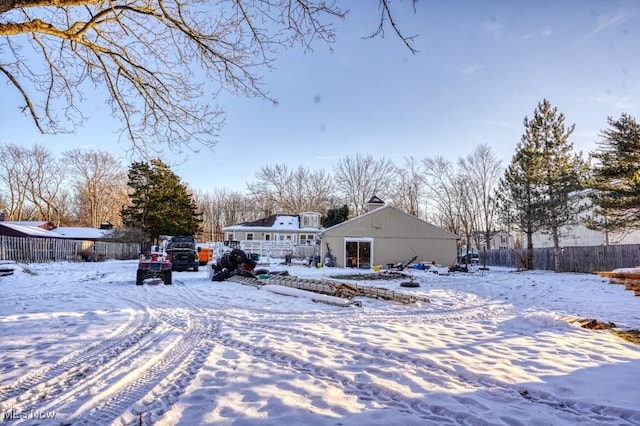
xmin=497 ymin=139 xmax=545 ymax=270
xmin=587 ymin=114 xmax=640 ymax=235
xmin=500 ymin=99 xmax=587 ymax=271
xmin=121 ymin=159 xmax=202 ymax=242
xmin=323 ymin=205 xmax=349 ymax=228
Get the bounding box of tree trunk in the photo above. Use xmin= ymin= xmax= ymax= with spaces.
xmin=525 ymin=229 xmax=534 ymax=270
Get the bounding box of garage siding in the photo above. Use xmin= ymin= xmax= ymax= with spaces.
xmin=321 ymin=206 xmax=458 ymax=268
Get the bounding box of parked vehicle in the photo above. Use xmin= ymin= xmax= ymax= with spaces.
xmin=458 ymin=253 xmax=479 ymax=264
xmin=136 ymin=252 xmax=172 ymax=285
xmin=165 ymin=236 xmax=199 ymax=271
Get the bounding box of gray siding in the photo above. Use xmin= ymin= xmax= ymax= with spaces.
xmin=322 ymin=206 xmax=458 ymax=268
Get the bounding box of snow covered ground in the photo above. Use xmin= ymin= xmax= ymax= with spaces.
xmin=1 ymin=259 xmax=640 ymax=425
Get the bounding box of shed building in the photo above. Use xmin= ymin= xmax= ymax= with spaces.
xmin=321 ymin=198 xmax=459 ymax=269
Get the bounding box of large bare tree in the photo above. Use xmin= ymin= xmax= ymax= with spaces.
xmin=0 ymin=143 xmax=65 ymax=223
xmin=457 ymin=144 xmax=503 ymax=250
xmin=422 ymin=156 xmax=461 ymax=235
xmin=333 ymin=153 xmax=397 ymax=217
xmin=193 ymin=187 xmax=267 ymax=242
xmin=390 ymin=156 xmax=425 ymax=218
xmin=0 ymin=144 xmax=32 ymax=220
xmin=1 ymin=1 xmax=416 ymax=154
xmin=246 ymin=163 xmax=336 ymax=214
xmin=64 ymin=148 xmax=128 ymax=227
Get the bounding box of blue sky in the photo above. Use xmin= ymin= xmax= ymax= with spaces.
xmin=2 ymin=1 xmax=640 ymax=193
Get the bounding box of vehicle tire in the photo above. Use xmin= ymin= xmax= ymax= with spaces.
xmin=229 ymin=248 xmax=248 ymax=265
xmin=136 ymin=269 xmax=144 ymax=285
xmin=219 ymin=254 xmax=235 ymax=270
xmin=254 ymin=268 xmax=270 ymax=275
xmin=163 ymin=270 xmax=172 ymax=285
xmin=400 ymin=281 xmax=420 ymax=288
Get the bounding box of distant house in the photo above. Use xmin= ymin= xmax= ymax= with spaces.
xmin=320 ymin=197 xmax=459 ymax=268
xmin=223 ymin=212 xmax=323 ymax=257
xmin=523 ymin=190 xmax=640 ymax=248
xmin=526 ymin=225 xmax=640 ymax=248
xmin=472 ymin=230 xmax=517 ymax=251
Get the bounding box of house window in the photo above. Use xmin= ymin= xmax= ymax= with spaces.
xmin=301 ymin=213 xmax=320 ymax=228
xmin=264 ymin=234 xmax=271 ymax=241
xmin=246 ymin=233 xmax=254 ymax=241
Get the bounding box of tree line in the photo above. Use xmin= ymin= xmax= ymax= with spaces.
xmin=1 ymin=99 xmax=638 ymax=271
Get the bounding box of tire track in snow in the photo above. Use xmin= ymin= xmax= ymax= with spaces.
xmin=0 ymin=307 xmax=158 ymax=407
xmin=68 ymin=307 xmax=216 ymax=426
xmin=1 ymin=275 xmax=216 ymax=425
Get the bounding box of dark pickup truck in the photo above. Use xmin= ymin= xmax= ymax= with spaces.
xmin=165 ymin=236 xmax=199 ymax=271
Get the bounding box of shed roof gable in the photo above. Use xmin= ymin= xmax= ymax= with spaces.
xmin=322 ymin=205 xmax=459 ymax=240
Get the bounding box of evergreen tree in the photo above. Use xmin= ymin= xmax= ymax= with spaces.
xmin=497 ymin=140 xmax=544 ymax=270
xmin=500 ymin=99 xmax=587 ymax=271
xmin=587 ymin=114 xmax=640 ymax=235
xmin=121 ymin=159 xmax=201 ymax=242
xmin=322 ymin=205 xmax=349 ymax=228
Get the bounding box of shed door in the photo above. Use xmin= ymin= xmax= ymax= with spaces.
xmin=345 ymin=238 xmax=372 ymax=269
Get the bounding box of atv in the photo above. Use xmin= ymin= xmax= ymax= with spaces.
xmin=137 ymin=252 xmax=172 ymax=285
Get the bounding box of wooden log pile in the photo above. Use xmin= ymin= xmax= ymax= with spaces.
xmin=229 ymin=274 xmax=430 ymax=304
xmin=595 ymin=269 xmax=640 ymax=296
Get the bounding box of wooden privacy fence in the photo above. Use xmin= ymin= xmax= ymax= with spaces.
xmin=482 ymin=244 xmax=640 ymax=273
xmin=0 ymin=235 xmax=140 ymax=263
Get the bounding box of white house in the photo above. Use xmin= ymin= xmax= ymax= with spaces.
xmin=524 ymin=190 xmax=640 ymax=248
xmin=222 ymin=212 xmax=323 ymax=258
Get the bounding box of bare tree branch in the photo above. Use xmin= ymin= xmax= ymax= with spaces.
xmin=365 ymin=0 xmax=418 ymax=54
xmin=1 ymin=0 xmax=417 ymax=154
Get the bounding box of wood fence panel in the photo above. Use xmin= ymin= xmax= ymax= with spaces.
xmin=0 ymin=236 xmax=140 ymax=264
xmin=484 ymin=244 xmax=640 ymax=273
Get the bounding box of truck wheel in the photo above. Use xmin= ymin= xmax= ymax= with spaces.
xmin=164 ymin=270 xmax=172 ymax=285
xmin=230 ymin=248 xmax=248 ymax=265
xmin=136 ymin=269 xmax=144 ymax=285
xmin=219 ymin=254 xmax=235 ymax=270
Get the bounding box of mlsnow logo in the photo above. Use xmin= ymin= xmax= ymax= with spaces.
xmin=3 ymin=408 xmax=57 ymax=420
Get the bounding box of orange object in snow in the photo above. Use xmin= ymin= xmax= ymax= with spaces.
xmin=197 ymin=246 xmax=213 ymax=266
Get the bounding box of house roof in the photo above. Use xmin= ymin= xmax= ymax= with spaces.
xmin=0 ymin=221 xmax=110 ymax=240
xmin=53 ymin=227 xmax=111 ymax=239
xmin=0 ymin=222 xmax=61 ymax=238
xmin=224 ymin=214 xmax=321 ymax=233
xmin=367 ymin=195 xmax=385 ymax=205
xmin=322 ymin=204 xmax=459 ymax=240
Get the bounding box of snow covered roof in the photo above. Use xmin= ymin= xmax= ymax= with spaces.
xmin=53 ymin=227 xmax=110 ymax=239
xmin=0 ymin=221 xmax=110 ymax=239
xmin=0 ymin=222 xmax=61 ymax=238
xmin=224 ymin=214 xmax=321 ymax=233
